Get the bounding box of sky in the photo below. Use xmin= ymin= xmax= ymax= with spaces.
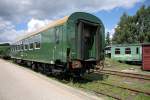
xmin=0 ymin=0 xmax=149 ymax=43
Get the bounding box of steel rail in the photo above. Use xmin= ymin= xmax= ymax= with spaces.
xmin=98 ymin=69 xmax=150 ymax=81
xmin=100 ymin=82 xmax=150 ymax=95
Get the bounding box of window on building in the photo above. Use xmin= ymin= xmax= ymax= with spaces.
xmin=115 ymin=48 xmax=120 ymax=54
xmin=125 ymin=48 xmax=131 ymax=54
xmin=136 ymin=47 xmax=139 ymax=54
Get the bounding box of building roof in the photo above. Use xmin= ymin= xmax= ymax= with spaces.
xmin=111 ymin=44 xmax=141 ymax=47
xmin=142 ymin=43 xmax=150 ymax=46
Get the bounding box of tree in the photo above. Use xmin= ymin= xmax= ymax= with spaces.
xmin=105 ymin=32 xmax=110 ymax=46
xmin=112 ymin=12 xmax=131 ymax=44
xmin=112 ymin=5 xmax=150 ymax=44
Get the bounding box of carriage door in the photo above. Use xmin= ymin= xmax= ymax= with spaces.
xmin=54 ymin=27 xmax=62 ymax=60
xmin=77 ymin=21 xmax=98 ymax=60
xmin=142 ymin=44 xmax=150 ymax=70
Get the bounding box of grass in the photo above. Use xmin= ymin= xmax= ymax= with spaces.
xmin=104 ymin=58 xmax=141 ymax=70
xmin=101 ymin=75 xmax=150 ymax=92
xmin=104 ymin=58 xmax=150 ymax=75
xmin=58 ymin=58 xmax=150 ymax=100
xmin=133 ymin=93 xmax=150 ymax=100
xmin=63 ymin=73 xmax=150 ymax=100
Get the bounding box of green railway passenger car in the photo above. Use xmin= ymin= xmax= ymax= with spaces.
xmin=0 ymin=43 xmax=10 ymax=59
xmin=111 ymin=44 xmax=142 ymax=62
xmin=10 ymin=12 xmax=105 ymax=77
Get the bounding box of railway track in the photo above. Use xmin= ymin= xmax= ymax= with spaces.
xmin=94 ymin=90 xmax=122 ymax=100
xmin=92 ymin=69 xmax=150 ymax=99
xmin=98 ymin=69 xmax=150 ymax=81
xmin=94 ymin=82 xmax=150 ymax=100
xmin=100 ymin=82 xmax=150 ymax=95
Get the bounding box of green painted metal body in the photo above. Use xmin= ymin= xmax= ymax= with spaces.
xmin=0 ymin=43 xmax=10 ymax=58
xmin=111 ymin=44 xmax=142 ymax=62
xmin=10 ymin=12 xmax=105 ymax=65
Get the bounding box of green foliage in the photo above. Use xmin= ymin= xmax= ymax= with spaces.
xmin=112 ymin=5 xmax=150 ymax=44
xmin=105 ymin=32 xmax=111 ymax=46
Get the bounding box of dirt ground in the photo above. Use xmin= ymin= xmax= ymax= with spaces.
xmin=0 ymin=59 xmax=102 ymax=100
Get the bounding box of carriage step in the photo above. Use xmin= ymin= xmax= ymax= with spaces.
xmin=52 ymin=69 xmax=64 ymax=73
xmin=56 ymin=64 xmax=64 ymax=68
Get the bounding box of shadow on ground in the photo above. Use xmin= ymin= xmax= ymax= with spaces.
xmin=55 ymin=73 xmax=109 ymax=84
xmin=9 ymin=59 xmax=109 ymax=84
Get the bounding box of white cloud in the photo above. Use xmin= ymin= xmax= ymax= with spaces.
xmin=0 ymin=0 xmax=144 ymax=22
xmin=0 ymin=18 xmax=14 ymax=33
xmin=0 ymin=0 xmax=144 ymax=43
xmin=98 ymin=0 xmax=144 ymax=11
xmin=106 ymin=25 xmax=118 ymax=39
xmin=27 ymin=18 xmax=51 ymax=32
xmin=106 ymin=28 xmax=114 ymax=39
xmin=0 ymin=18 xmax=50 ymax=43
xmin=0 ymin=29 xmax=25 ymax=43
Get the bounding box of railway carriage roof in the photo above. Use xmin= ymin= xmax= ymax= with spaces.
xmin=15 ymin=16 xmax=69 ymax=42
xmin=111 ymin=44 xmax=141 ymax=47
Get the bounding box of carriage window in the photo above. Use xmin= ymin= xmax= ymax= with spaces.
xmin=29 ymin=37 xmax=34 ymax=50
xmin=35 ymin=34 xmax=41 ymax=49
xmin=20 ymin=44 xmax=22 ymax=51
xmin=17 ymin=45 xmax=19 ymax=51
xmin=11 ymin=46 xmax=13 ymax=52
xmin=35 ymin=42 xmax=40 ymax=49
xmin=18 ymin=45 xmax=21 ymax=51
xmin=18 ymin=42 xmax=22 ymax=51
xmin=24 ymin=44 xmax=28 ymax=50
xmin=16 ymin=45 xmax=18 ymax=51
xmin=21 ymin=44 xmax=23 ymax=51
xmin=13 ymin=46 xmax=15 ymax=51
xmin=136 ymin=47 xmax=139 ymax=54
xmin=19 ymin=44 xmax=21 ymax=51
xmin=24 ymin=39 xmax=29 ymax=50
xmin=19 ymin=44 xmax=23 ymax=51
xmin=55 ymin=28 xmax=59 ymax=44
xmin=125 ymin=48 xmax=131 ymax=54
xmin=20 ymin=41 xmax=23 ymax=51
xmin=115 ymin=48 xmax=120 ymax=54
xmin=29 ymin=43 xmax=34 ymax=50
xmin=15 ymin=45 xmax=16 ymax=51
